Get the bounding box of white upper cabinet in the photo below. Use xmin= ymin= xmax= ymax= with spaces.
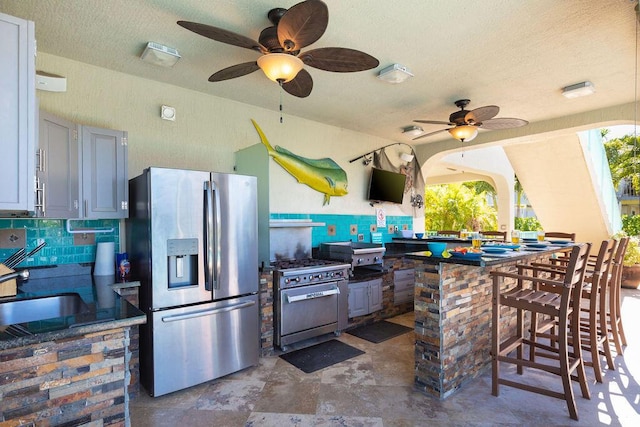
xmin=0 ymin=12 xmax=35 ymax=216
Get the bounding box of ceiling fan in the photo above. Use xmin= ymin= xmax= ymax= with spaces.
xmin=413 ymin=99 xmax=529 ymax=142
xmin=177 ymin=0 xmax=379 ymax=98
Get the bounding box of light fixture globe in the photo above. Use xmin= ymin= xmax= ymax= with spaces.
xmin=257 ymin=53 xmax=304 ymax=83
xmin=449 ymin=125 xmax=478 ymax=142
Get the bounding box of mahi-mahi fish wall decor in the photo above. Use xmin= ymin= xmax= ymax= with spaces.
xmin=251 ymin=119 xmax=348 ymax=206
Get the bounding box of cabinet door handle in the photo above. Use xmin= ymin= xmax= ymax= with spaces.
xmin=41 ymin=182 xmax=46 ymax=216
xmin=36 ymin=148 xmax=45 ymax=172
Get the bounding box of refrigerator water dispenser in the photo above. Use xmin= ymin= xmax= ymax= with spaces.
xmin=167 ymin=238 xmax=198 ymax=288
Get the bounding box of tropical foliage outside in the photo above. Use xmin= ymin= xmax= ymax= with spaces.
xmin=423 ymin=183 xmax=497 ymax=231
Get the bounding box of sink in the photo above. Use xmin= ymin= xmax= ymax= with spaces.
xmin=0 ymin=293 xmax=90 ymax=326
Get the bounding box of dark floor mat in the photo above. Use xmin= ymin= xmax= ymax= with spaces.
xmin=346 ymin=321 xmax=413 ymax=343
xmin=279 ymin=340 xmax=365 ymax=373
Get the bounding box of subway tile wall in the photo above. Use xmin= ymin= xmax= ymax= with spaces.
xmin=0 ymin=219 xmax=120 ymax=268
xmin=270 ymin=213 xmax=413 ymax=246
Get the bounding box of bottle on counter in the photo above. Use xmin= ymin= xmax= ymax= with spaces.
xmin=116 ymin=252 xmax=131 ymax=281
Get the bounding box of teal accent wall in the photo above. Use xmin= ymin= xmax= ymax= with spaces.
xmin=0 ymin=219 xmax=120 ymax=268
xmin=270 ymin=213 xmax=413 ymax=247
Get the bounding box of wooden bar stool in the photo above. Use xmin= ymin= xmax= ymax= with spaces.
xmin=608 ymin=236 xmax=629 ymax=355
xmin=490 ymin=243 xmax=591 ymax=421
xmin=481 ymin=230 xmax=507 ymax=241
xmin=530 ymin=240 xmax=617 ymax=383
xmin=577 ymin=239 xmax=617 ymax=382
xmin=437 ymin=230 xmax=460 ymax=237
xmin=545 ymin=231 xmax=576 ymax=241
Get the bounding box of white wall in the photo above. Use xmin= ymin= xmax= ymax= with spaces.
xmin=36 ymin=53 xmax=418 ymax=217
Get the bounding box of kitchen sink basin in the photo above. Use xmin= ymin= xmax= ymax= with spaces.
xmin=0 ymin=293 xmax=90 ymax=326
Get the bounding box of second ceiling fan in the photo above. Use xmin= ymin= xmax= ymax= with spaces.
xmin=178 ymin=0 xmax=379 ymax=98
xmin=413 ymin=99 xmax=529 ymax=142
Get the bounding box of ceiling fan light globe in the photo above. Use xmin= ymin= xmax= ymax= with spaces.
xmin=449 ymin=125 xmax=478 ymax=142
xmin=257 ymin=53 xmax=304 ymax=83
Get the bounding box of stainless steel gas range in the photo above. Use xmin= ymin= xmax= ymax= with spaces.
xmin=273 ymin=258 xmax=350 ymax=350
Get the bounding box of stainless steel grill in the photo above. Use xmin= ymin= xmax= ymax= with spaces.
xmin=273 ymin=258 xmax=350 ymax=350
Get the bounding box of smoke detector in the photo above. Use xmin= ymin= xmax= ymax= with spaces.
xmin=140 ymin=42 xmax=181 ymax=67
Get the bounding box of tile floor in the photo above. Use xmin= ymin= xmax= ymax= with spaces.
xmin=130 ymin=288 xmax=640 ymax=426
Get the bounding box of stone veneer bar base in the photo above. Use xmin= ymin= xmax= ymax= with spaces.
xmin=413 ymin=254 xmax=548 ymax=398
xmin=0 ymin=327 xmax=132 ymax=426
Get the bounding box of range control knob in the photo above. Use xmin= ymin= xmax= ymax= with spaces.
xmin=357 ymin=258 xmax=363 ymax=264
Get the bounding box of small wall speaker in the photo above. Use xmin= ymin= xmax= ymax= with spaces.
xmin=36 ymin=70 xmax=67 ymax=92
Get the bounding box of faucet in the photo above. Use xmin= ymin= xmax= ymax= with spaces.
xmin=0 ymin=269 xmax=29 ymax=284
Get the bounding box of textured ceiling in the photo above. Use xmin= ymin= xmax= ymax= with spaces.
xmin=1 ymin=0 xmax=638 ymax=144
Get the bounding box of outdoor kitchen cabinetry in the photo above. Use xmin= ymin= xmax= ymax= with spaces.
xmin=393 ymin=268 xmax=415 ymax=305
xmin=37 ymin=111 xmax=79 ymax=218
xmin=36 ymin=110 xmax=128 ymax=219
xmin=81 ymin=125 xmax=128 ymax=218
xmin=0 ymin=13 xmax=35 ymax=215
xmin=348 ymin=278 xmax=382 ymax=318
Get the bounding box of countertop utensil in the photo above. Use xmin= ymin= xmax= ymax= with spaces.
xmin=5 ymin=242 xmax=46 ymax=268
xmin=3 ymin=248 xmax=25 ymax=269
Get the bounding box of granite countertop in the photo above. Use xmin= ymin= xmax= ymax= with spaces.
xmin=0 ymin=264 xmax=146 ymax=350
xmin=404 ymin=242 xmax=576 ymax=267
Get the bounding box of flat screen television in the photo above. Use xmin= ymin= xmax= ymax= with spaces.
xmin=367 ymin=167 xmax=407 ymax=204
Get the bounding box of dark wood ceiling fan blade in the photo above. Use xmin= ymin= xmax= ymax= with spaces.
xmin=465 ymin=105 xmax=499 ymax=124
xmin=177 ymin=21 xmax=266 ymax=53
xmin=479 ymin=117 xmax=529 ymax=130
xmin=208 ymin=62 xmax=260 ymax=82
xmin=414 ymin=120 xmax=455 ymax=126
xmin=412 ymin=128 xmax=451 ymax=141
xmin=283 ymin=68 xmax=313 ymax=97
xmin=277 ymin=0 xmax=328 ymax=51
xmin=300 ymin=47 xmax=379 ymax=72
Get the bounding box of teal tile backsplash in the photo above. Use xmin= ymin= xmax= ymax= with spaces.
xmin=0 ymin=219 xmax=120 ymax=268
xmin=270 ymin=213 xmax=412 ymax=246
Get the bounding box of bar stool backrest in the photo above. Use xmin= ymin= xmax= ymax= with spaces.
xmin=545 ymin=231 xmax=576 ymax=241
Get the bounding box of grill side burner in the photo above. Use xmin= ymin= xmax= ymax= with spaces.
xmin=273 ymin=259 xmax=350 ymax=349
xmin=317 ymin=242 xmax=386 ymax=270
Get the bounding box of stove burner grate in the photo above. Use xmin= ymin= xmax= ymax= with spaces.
xmin=272 ymin=258 xmax=343 ymax=271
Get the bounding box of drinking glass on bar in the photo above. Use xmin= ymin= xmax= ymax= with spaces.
xmin=472 ymin=233 xmax=482 ymax=249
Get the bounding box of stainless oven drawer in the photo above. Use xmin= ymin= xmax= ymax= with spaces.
xmin=279 ymin=282 xmax=339 ymax=336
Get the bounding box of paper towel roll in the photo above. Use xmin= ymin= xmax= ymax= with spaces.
xmin=94 ymin=242 xmax=115 ymax=276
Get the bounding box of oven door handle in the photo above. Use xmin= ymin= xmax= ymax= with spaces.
xmin=286 ymin=286 xmax=340 ymax=303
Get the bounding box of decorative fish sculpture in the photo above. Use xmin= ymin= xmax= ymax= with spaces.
xmin=251 ymin=119 xmax=348 ymax=205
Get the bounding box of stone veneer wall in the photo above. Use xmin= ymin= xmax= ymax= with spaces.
xmin=112 ymin=285 xmax=140 ymax=400
xmin=259 ymin=270 xmax=273 ymax=356
xmin=414 ymin=255 xmax=548 ymax=398
xmin=0 ymin=327 xmax=132 ymax=426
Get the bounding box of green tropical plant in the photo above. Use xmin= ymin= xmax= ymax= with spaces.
xmin=604 ymin=134 xmax=640 ymax=192
xmin=463 ymin=181 xmax=497 ymax=211
xmin=514 ymin=216 xmax=542 ymax=231
xmin=621 ymin=214 xmax=640 ymax=236
xmin=613 ymin=231 xmax=640 ymax=266
xmin=423 ymin=183 xmax=497 ymax=231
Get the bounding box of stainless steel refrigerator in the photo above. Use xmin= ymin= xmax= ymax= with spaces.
xmin=127 ymin=167 xmax=259 ymax=397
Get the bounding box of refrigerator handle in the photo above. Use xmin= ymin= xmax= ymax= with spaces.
xmin=211 ymin=179 xmax=222 ymax=290
xmin=204 ymin=181 xmax=215 ymax=291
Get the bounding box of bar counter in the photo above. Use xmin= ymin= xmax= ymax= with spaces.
xmin=404 ymin=242 xmax=574 ymax=398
